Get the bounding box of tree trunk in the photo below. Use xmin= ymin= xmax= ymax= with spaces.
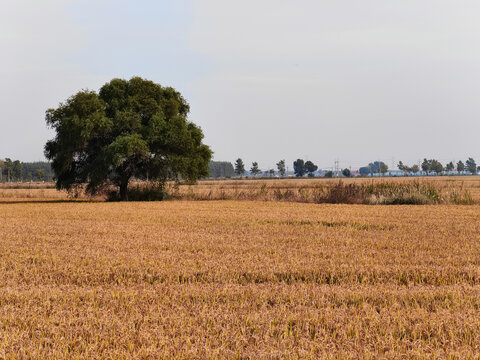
xmin=119 ymin=179 xmax=129 ymax=201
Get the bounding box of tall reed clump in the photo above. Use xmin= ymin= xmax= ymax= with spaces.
xmin=365 ymin=181 xmax=442 ymax=205
xmin=315 ymin=180 xmax=474 ymax=205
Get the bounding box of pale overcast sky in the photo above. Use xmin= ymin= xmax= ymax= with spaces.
xmin=1 ymin=0 xmax=479 ymax=170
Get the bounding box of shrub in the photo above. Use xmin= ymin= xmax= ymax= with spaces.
xmin=107 ymin=182 xmax=167 ymax=201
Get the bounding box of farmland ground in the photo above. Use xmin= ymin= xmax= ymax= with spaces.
xmin=1 ymin=178 xmax=480 ymax=358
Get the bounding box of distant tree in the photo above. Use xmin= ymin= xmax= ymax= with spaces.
xmin=21 ymin=162 xmax=54 ymax=182
xmin=445 ymin=161 xmax=455 ymax=172
xmin=359 ymin=167 xmax=370 ymax=176
xmin=276 ymin=160 xmax=286 ymax=177
xmin=293 ymin=159 xmax=305 ymax=177
xmin=35 ymin=169 xmax=46 ymax=181
xmin=209 ymin=161 xmax=234 ymax=178
xmin=234 ymin=158 xmax=245 ymax=176
xmin=421 ymin=159 xmax=430 ymax=174
xmin=269 ymin=169 xmax=275 ymax=177
xmin=466 ymin=158 xmax=477 ymax=174
xmin=430 ymin=160 xmax=443 ymax=174
xmin=342 ymin=168 xmax=351 ymax=177
xmin=3 ymin=158 xmax=13 ymax=182
xmin=380 ymin=163 xmax=388 ymax=175
xmin=421 ymin=159 xmax=443 ymax=175
xmin=368 ymin=161 xmax=388 ymax=175
xmin=250 ymin=162 xmax=261 ymax=176
xmin=398 ymin=161 xmax=419 ymax=175
xmin=457 ymin=160 xmax=465 ymax=173
xmin=11 ymin=160 xmax=22 ymax=181
xmin=304 ymin=161 xmax=318 ymax=177
xmin=324 ymin=170 xmax=333 ymax=178
xmin=477 ymin=166 xmax=480 ymax=173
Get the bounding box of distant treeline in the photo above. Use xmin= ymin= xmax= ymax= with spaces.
xmin=0 ymin=159 xmax=54 ymax=182
xmin=231 ymin=157 xmax=480 ymax=178
xmin=1 ymin=157 xmax=479 ymax=182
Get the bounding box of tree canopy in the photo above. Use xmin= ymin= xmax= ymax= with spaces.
xmin=342 ymin=168 xmax=351 ymax=177
xmin=45 ymin=77 xmax=212 ymax=200
xmin=208 ymin=161 xmax=234 ymax=178
xmin=304 ymin=160 xmax=318 ymax=177
xmin=466 ymin=158 xmax=477 ymax=174
xmin=276 ymin=160 xmax=286 ymax=177
xmin=234 ymin=158 xmax=245 ymax=176
xmin=250 ymin=162 xmax=261 ymax=176
xmin=293 ymin=159 xmax=305 ymax=177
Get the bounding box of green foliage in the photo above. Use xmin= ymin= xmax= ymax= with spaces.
xmin=293 ymin=159 xmax=305 ymax=177
xmin=107 ymin=182 xmax=167 ymax=202
xmin=22 ymin=162 xmax=54 ymax=181
xmin=1 ymin=158 xmax=13 ymax=181
xmin=368 ymin=161 xmax=388 ymax=175
xmin=465 ymin=158 xmax=477 ymax=174
xmin=342 ymin=168 xmax=351 ymax=177
xmin=445 ymin=161 xmax=455 ymax=172
xmin=359 ymin=167 xmax=370 ymax=176
xmin=234 ymin=158 xmax=245 ymax=176
xmin=44 ymin=77 xmax=211 ymax=200
xmin=276 ymin=160 xmax=286 ymax=177
xmin=421 ymin=159 xmax=430 ymax=173
xmin=324 ymin=171 xmax=333 ymax=178
xmin=312 ymin=181 xmax=447 ymax=205
xmin=250 ymin=162 xmax=261 ymax=176
xmin=34 ymin=169 xmax=46 ymax=181
xmin=1 ymin=160 xmax=54 ymax=182
xmin=304 ymin=161 xmax=318 ymax=177
xmin=457 ymin=161 xmax=465 ymax=173
xmin=209 ymin=161 xmax=234 ymax=178
xmin=430 ymin=160 xmax=443 ymax=174
xmin=421 ymin=159 xmax=443 ymax=174
xmin=397 ymin=161 xmax=420 ymax=174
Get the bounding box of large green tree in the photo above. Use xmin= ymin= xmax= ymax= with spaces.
xmin=45 ymin=77 xmax=212 ymax=200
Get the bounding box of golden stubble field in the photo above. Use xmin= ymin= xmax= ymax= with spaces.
xmin=1 ymin=188 xmax=480 ymax=358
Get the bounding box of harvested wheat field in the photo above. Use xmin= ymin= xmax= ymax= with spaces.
xmin=1 ymin=193 xmax=480 ymax=358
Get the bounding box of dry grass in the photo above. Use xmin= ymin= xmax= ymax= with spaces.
xmin=1 ymin=195 xmax=480 ymax=358
xmin=172 ymin=176 xmax=480 ymax=205
xmin=0 ymin=182 xmax=55 ymax=189
xmin=1 ymin=176 xmax=479 ymax=204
